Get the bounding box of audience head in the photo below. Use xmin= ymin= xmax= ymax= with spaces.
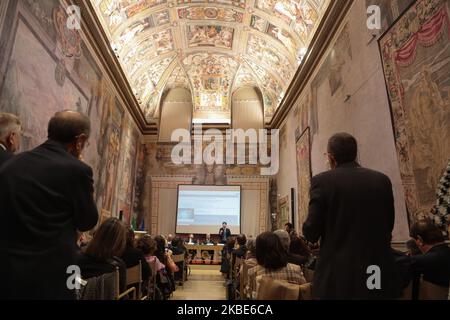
xmin=289 ymin=230 xmax=299 ymax=239
xmin=405 ymin=239 xmax=422 ymax=256
xmin=167 ymin=234 xmax=174 ymax=242
xmin=171 ymin=236 xmax=183 ymax=248
xmin=226 ymin=236 xmax=236 ymax=250
xmin=246 ymin=239 xmax=256 ymax=259
xmin=136 ymin=235 xmax=156 ymax=256
xmin=289 ymin=236 xmax=312 ymax=257
xmin=0 ymin=112 xmax=21 ymax=153
xmin=410 ymin=219 xmax=445 ymax=253
xmin=274 ymin=230 xmax=290 ymax=252
xmin=126 ymin=226 xmax=135 ymax=248
xmin=47 ymin=110 xmax=91 ymax=159
xmin=236 ymin=234 xmax=247 ymax=247
xmin=255 ymin=232 xmax=288 ymax=270
xmin=154 ymin=235 xmax=167 ymax=259
xmin=85 ymin=218 xmax=126 ymax=260
xmin=327 ymin=133 xmax=358 ymax=168
xmin=77 ymin=232 xmax=92 ymax=250
xmin=284 ymin=223 xmax=294 ymax=234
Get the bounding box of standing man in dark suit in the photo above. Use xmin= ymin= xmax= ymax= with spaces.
xmin=0 ymin=110 xmax=99 ymax=300
xmin=0 ymin=112 xmax=21 ymax=167
xmin=219 ymin=222 xmax=231 ymax=244
xmin=303 ymin=133 xmax=401 ymax=299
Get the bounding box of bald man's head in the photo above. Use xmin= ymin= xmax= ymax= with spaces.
xmin=48 ymin=111 xmax=91 ymax=159
xmin=48 ymin=110 xmax=91 ymax=144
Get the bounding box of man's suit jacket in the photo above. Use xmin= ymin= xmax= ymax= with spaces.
xmin=303 ymin=162 xmax=401 ymax=300
xmin=0 ymin=140 xmax=99 ymax=299
xmin=0 ymin=146 xmax=13 ymax=168
xmin=409 ymin=244 xmax=450 ymax=288
xmin=219 ymin=227 xmax=231 ymax=243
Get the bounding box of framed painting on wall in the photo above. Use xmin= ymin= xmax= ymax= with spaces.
xmin=295 ymin=127 xmax=312 ymax=230
xmin=379 ymin=0 xmax=450 ymax=224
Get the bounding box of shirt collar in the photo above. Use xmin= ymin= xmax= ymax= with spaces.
xmin=0 ymin=143 xmax=6 ymax=151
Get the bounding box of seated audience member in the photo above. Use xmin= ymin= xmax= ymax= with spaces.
xmin=171 ymin=237 xmax=188 ymax=282
xmin=289 ymin=236 xmax=312 ymax=266
xmin=406 ymin=239 xmax=422 ymax=256
xmin=155 ymin=235 xmax=176 ymax=297
xmin=245 ymin=239 xmax=258 ymax=268
xmin=0 ymin=110 xmax=98 ymax=300
xmin=137 ymin=235 xmax=174 ymax=299
xmin=233 ymin=234 xmax=248 ymax=258
xmin=0 ymin=112 xmax=21 ymax=167
xmin=137 ymin=235 xmax=165 ymax=272
xmin=78 ymin=218 xmax=127 ymax=293
xmin=391 ymin=245 xmax=414 ymax=293
xmin=167 ymin=234 xmax=174 ymax=249
xmin=76 ymin=232 xmax=92 ymax=251
xmin=248 ymin=232 xmax=306 ymax=299
xmin=408 ymin=219 xmax=450 ymax=289
xmin=284 ymin=223 xmax=294 ymax=235
xmin=221 ymin=237 xmax=236 ymax=275
xmin=240 ymin=239 xmax=258 ymax=299
xmin=274 ymin=230 xmax=309 ymax=266
xmin=121 ymin=227 xmax=150 ymax=283
xmin=154 ymin=235 xmax=169 ymax=266
xmin=171 ymin=237 xmax=187 ymax=256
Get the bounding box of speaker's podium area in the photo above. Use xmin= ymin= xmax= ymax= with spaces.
xmin=0 ymin=0 xmax=449 ymax=302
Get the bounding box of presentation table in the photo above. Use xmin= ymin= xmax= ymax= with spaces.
xmin=185 ymin=243 xmax=225 ymax=264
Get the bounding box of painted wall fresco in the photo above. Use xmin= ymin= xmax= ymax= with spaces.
xmin=379 ymin=0 xmax=450 ymax=222
xmin=115 ymin=116 xmax=141 ymax=224
xmin=276 ymin=1 xmax=411 ymax=240
xmin=365 ymin=0 xmax=416 ymax=33
xmin=0 ymin=0 xmax=141 ymax=225
xmin=295 ymin=127 xmax=311 ymax=229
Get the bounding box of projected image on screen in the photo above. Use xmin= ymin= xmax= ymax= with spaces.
xmin=176 ymin=185 xmax=241 ymax=235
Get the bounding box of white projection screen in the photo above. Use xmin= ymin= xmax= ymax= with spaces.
xmin=176 ymin=185 xmax=241 ymax=235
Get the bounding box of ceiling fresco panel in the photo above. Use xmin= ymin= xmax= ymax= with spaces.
xmin=91 ymin=0 xmax=329 ymax=123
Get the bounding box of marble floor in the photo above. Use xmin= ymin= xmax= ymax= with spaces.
xmin=171 ymin=265 xmax=226 ymax=300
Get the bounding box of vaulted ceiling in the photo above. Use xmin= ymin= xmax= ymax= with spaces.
xmin=91 ymin=0 xmax=329 ymax=124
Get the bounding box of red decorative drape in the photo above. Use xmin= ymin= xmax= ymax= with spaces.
xmin=395 ymin=6 xmax=450 ymax=67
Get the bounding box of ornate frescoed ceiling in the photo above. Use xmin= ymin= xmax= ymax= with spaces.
xmin=91 ymin=0 xmax=329 ymax=124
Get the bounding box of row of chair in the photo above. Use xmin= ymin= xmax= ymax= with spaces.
xmin=254 ymin=275 xmax=447 ymax=300
xmin=78 ymin=260 xmax=158 ymax=300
